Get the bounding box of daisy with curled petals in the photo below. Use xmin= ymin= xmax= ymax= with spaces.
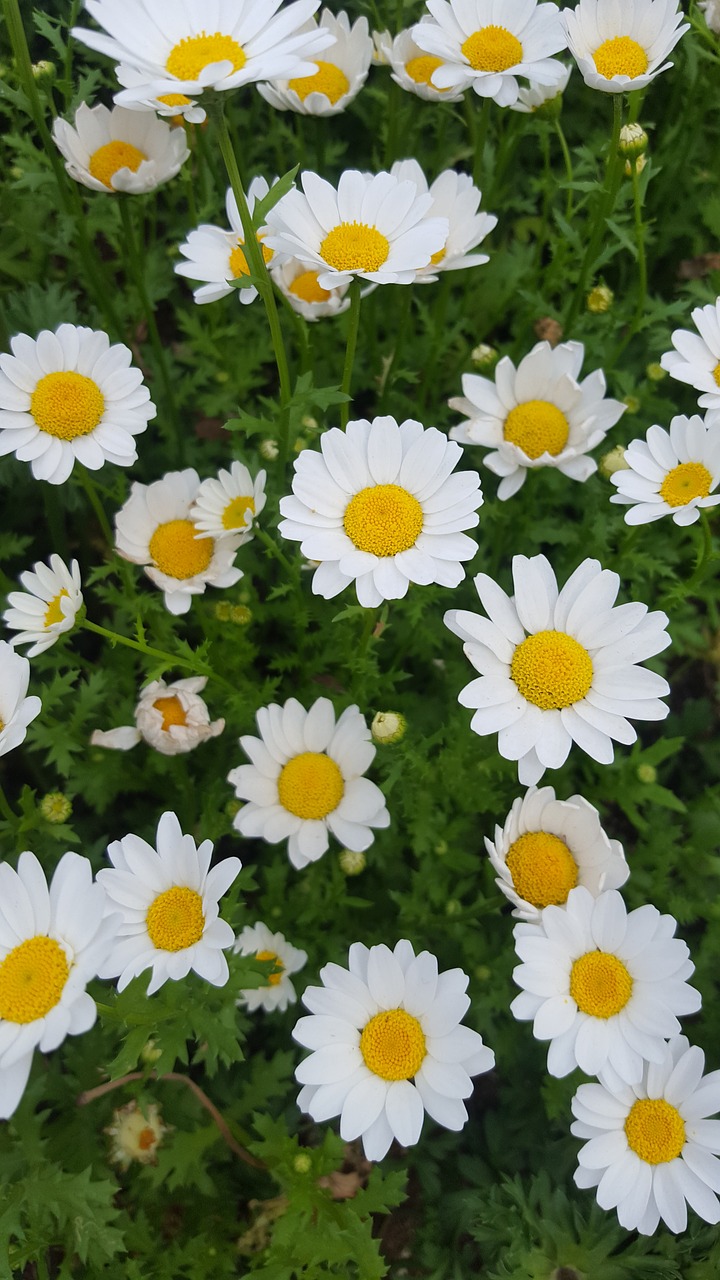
xmin=293 ymin=939 xmax=495 ymax=1160
xmin=278 ymin=416 xmax=483 ymax=608
xmin=234 ymin=922 xmax=307 ymax=1012
xmin=91 ymin=676 xmax=224 ymax=756
xmin=228 ymin=697 xmax=389 ymax=870
xmin=175 ymin=179 xmax=279 ymax=306
xmin=273 ymin=256 xmax=351 ymax=320
xmin=660 ymin=298 xmax=720 ymax=411
xmin=97 ymin=811 xmax=242 ymax=995
xmin=114 ymin=469 xmax=243 ymax=615
xmin=52 ymin=102 xmax=189 ymax=194
xmin=610 ymin=417 xmax=720 ymax=527
xmin=0 ymin=849 xmax=116 ymax=1119
xmin=190 ymin=461 xmax=266 ymax=542
xmin=444 ymin=554 xmax=670 ymax=786
xmin=0 ymin=643 xmax=41 ymax=759
xmin=4 ymin=554 xmax=82 ymax=658
xmin=509 ymin=62 xmax=571 ymax=112
xmin=485 ymin=786 xmax=628 ymax=923
xmin=373 ymin=23 xmax=469 ymax=101
xmin=572 ymin=1035 xmax=720 ymax=1234
xmin=390 ymin=160 xmax=497 ymax=282
xmin=448 ymin=340 xmax=625 ymax=500
xmin=258 ymin=10 xmax=373 ymax=117
xmin=0 ymin=324 xmax=155 ymax=485
xmin=561 ymin=0 xmax=689 ymax=95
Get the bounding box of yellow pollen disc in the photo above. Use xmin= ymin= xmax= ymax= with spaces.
xmin=320 ymin=223 xmax=390 ymax=274
xmin=503 ymin=400 xmax=570 ymax=460
xmin=430 ymin=245 xmax=446 ymax=265
xmin=146 ymin=886 xmax=205 ymax=952
xmin=153 ymin=695 xmax=187 ymax=731
xmin=511 ymin=630 xmax=593 ymax=711
xmin=88 ymin=140 xmax=147 ymax=189
xmin=256 ymin=949 xmax=285 ymax=987
xmin=159 ymin=93 xmax=191 ymax=107
xmin=713 ymin=363 xmax=720 ymax=388
xmin=659 ymin=462 xmax=713 ymax=508
xmin=277 ymin=751 xmax=344 ymax=819
xmin=360 ymin=1008 xmax=426 ymax=1081
xmin=148 ymin=519 xmax=214 ymax=580
xmin=229 ymin=237 xmax=273 ymax=279
xmin=405 ymin=54 xmax=448 ymax=89
xmin=593 ymin=36 xmax=649 ymax=80
xmin=30 ymin=371 xmax=105 ymax=441
xmin=165 ymin=32 xmax=246 ymax=82
xmin=288 ymin=60 xmax=350 ymax=104
xmin=505 ymin=831 xmax=579 ymax=908
xmin=343 ymin=484 xmax=423 ymax=556
xmin=461 ymin=25 xmax=523 ymax=73
xmin=570 ymin=950 xmax=633 ymax=1019
xmin=289 ymin=270 xmax=332 ymax=303
xmin=44 ymin=588 xmax=69 ymax=629
xmin=0 ymin=935 xmax=69 ymax=1024
xmin=625 ymin=1098 xmax=686 ymax=1165
xmin=138 ymin=1126 xmax=157 ymax=1150
xmin=222 ymin=494 xmax=255 ymax=530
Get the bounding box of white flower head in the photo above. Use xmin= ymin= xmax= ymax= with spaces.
xmin=373 ymin=23 xmax=470 ymax=101
xmin=293 ymin=939 xmax=496 ymax=1160
xmin=0 ymin=324 xmax=155 ymax=485
xmin=610 ymin=416 xmax=720 ymax=527
xmin=272 ymin=256 xmax=351 ymax=320
xmin=449 ymin=340 xmax=625 ymax=500
xmin=0 ymin=642 xmax=42 ymax=759
xmin=106 ymin=1099 xmax=170 ymax=1169
xmin=228 ymin=697 xmax=390 ymax=870
xmin=52 ymin=102 xmax=189 ymax=193
xmin=700 ymin=1 xmax=720 ymax=35
xmin=234 ymin=922 xmax=307 ymax=1012
xmin=189 ymin=461 xmax=267 ymax=542
xmin=660 ymin=299 xmax=720 ymax=410
xmin=91 ymin=676 xmax=224 ymax=756
xmin=175 ymin=178 xmax=280 ymax=306
xmin=562 ymin=0 xmax=689 ymax=95
xmin=390 ymin=160 xmax=497 ymax=282
xmin=4 ymin=554 xmax=82 ymax=657
xmin=258 ymin=10 xmax=373 ymax=116
xmin=509 ymin=61 xmax=571 ymax=112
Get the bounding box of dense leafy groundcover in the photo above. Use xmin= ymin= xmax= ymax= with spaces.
xmin=1 ymin=0 xmax=720 ymax=1274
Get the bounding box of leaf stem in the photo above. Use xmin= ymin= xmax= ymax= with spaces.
xmin=563 ymin=93 xmax=624 ymax=334
xmin=554 ymin=119 xmax=574 ymax=220
xmin=81 ymin=618 xmax=236 ymax=692
xmin=340 ymin=280 xmax=362 ymax=428
xmin=0 ymin=782 xmax=17 ymax=824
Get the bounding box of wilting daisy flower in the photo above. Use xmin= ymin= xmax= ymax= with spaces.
xmin=509 ymin=61 xmax=571 ymax=112
xmin=445 ymin=554 xmax=670 ymax=786
xmin=511 ymin=887 xmax=700 ymax=1083
xmin=190 ymin=461 xmax=266 ymax=542
xmin=294 ymin=939 xmax=495 ymax=1160
xmin=228 ymin=697 xmax=390 ymax=870
xmin=97 ymin=811 xmax=242 ymax=995
xmin=52 ymin=102 xmax=189 ymax=193
xmin=610 ymin=417 xmax=720 ymax=527
xmin=0 ymin=850 xmax=116 ymax=1119
xmin=234 ymin=922 xmax=307 ymax=1012
xmin=373 ymin=23 xmax=469 ymax=101
xmin=572 ymin=1036 xmax=720 ymax=1234
xmin=175 ymin=179 xmax=279 ymax=306
xmin=412 ymin=0 xmax=568 ymax=106
xmin=258 ymin=10 xmax=373 ymax=116
xmin=106 ymin=1099 xmax=170 ymax=1169
xmin=485 ymin=786 xmax=628 ymax=922
xmin=562 ymin=0 xmax=689 ymax=95
xmin=4 ymin=554 xmax=82 ymax=657
xmin=91 ymin=676 xmax=224 ymax=756
xmin=0 ymin=643 xmax=41 ymax=759
xmin=448 ymin=340 xmax=625 ymax=500
xmin=272 ymin=256 xmax=351 ymax=320
xmin=114 ymin=469 xmax=243 ymax=615
xmin=661 ymin=299 xmax=720 ymax=411
xmin=390 ymin=160 xmax=497 ymax=282
xmin=263 ymin=170 xmax=448 ymax=290
xmin=279 ymin=416 xmax=483 ymax=608
xmin=0 ymin=324 xmax=155 ymax=485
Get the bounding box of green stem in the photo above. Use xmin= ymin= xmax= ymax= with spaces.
xmin=536 ymin=127 xmax=552 ymax=275
xmin=630 ymin=156 xmax=648 ymax=332
xmin=340 ymin=280 xmax=362 ymax=429
xmin=465 ymin=95 xmax=492 ymax=187
xmin=253 ymin=524 xmax=298 ymax=579
xmin=0 ymin=783 xmax=17 ymax=824
xmin=554 ymin=119 xmax=574 ymax=220
xmin=378 ymin=287 xmax=413 ymax=412
xmin=81 ymin=619 xmax=236 ymax=692
xmin=76 ymin=467 xmax=114 ymax=548
xmin=690 ymin=509 xmax=715 ymax=589
xmin=563 ymin=94 xmax=624 ymax=334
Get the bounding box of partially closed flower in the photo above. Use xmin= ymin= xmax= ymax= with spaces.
xmin=52 ymin=102 xmax=189 ymax=193
xmin=259 ymin=10 xmax=373 ymax=116
xmin=562 ymin=0 xmax=689 ymax=94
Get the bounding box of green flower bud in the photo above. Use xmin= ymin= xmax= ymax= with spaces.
xmin=599 ymin=445 xmax=630 ymax=478
xmin=619 ymin=123 xmax=649 ymax=157
xmin=646 ymin=362 xmax=666 ymax=383
xmin=293 ymin=1153 xmax=312 ymax=1173
xmin=31 ymin=60 xmax=55 ymax=82
xmin=471 ymin=343 xmax=498 ymax=369
xmin=637 ymin=763 xmax=657 ymax=784
xmin=39 ymin=792 xmax=72 ymax=824
xmin=586 ymin=284 xmax=614 ymax=314
xmin=339 ymin=848 xmax=366 ymax=876
xmin=259 ymin=439 xmax=279 ymax=461
xmin=371 ymin=711 xmax=406 ymax=745
xmin=445 ymin=898 xmax=462 ymax=917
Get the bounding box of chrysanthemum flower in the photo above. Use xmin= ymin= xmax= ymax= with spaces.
xmin=561 ymin=0 xmax=689 ymax=95
xmin=660 ymin=299 xmax=720 ymax=411
xmin=272 ymin=256 xmax=351 ymax=320
xmin=52 ymin=102 xmax=189 ymax=193
xmin=0 ymin=324 xmax=155 ymax=484
xmin=373 ymin=23 xmax=470 ymax=101
xmin=293 ymin=939 xmax=495 ymax=1160
xmin=97 ymin=811 xmax=242 ymax=995
xmin=572 ymin=1036 xmax=720 ymax=1233
xmin=445 ymin=554 xmax=670 ymax=785
xmin=91 ymin=676 xmax=224 ymax=756
xmin=610 ymin=417 xmax=720 ymax=526
xmin=279 ymin=416 xmax=483 ymax=608
xmin=390 ymin=160 xmax=497 ymax=282
xmin=4 ymin=554 xmax=82 ymax=657
xmin=106 ymin=1099 xmax=170 ymax=1169
xmin=448 ymin=340 xmax=625 ymax=500
xmin=114 ymin=469 xmax=243 ymax=615
xmin=189 ymin=461 xmax=266 ymax=542
xmin=228 ymin=697 xmax=389 ymax=870
xmin=175 ymin=179 xmax=279 ymax=306
xmin=234 ymin=922 xmax=307 ymax=1012
xmin=486 ymin=786 xmax=628 ymax=922
xmin=258 ymin=10 xmax=373 ymax=116
xmin=509 ymin=62 xmax=571 ymax=112
xmin=0 ymin=642 xmax=42 ymax=759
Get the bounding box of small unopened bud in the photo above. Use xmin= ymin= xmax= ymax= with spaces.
xmin=470 ymin=343 xmax=498 ymax=369
xmin=339 ymin=848 xmax=366 ymax=876
xmin=140 ymin=1038 xmax=162 ymax=1065
xmin=371 ymin=711 xmax=406 ymax=744
xmin=646 ymin=362 xmax=666 ymax=382
xmin=293 ymin=436 xmax=308 ymax=454
xmin=637 ymin=763 xmax=657 ymax=784
xmin=599 ymin=445 xmax=630 ymax=478
xmin=226 ymin=798 xmax=242 ymax=820
xmin=230 ymin=605 xmax=252 ymax=626
xmin=586 ymin=284 xmax=614 ymax=314
xmin=445 ymin=898 xmax=462 ymax=917
xmin=39 ymin=792 xmax=72 ymax=824
xmin=474 ymin=965 xmax=491 ymax=981
xmin=31 ymin=60 xmax=55 ymax=82
xmin=259 ymin=438 xmax=279 ymax=461
xmin=294 ymin=1152 xmax=312 ymax=1173
xmin=534 ymin=316 xmax=563 ymax=347
xmin=624 ymin=153 xmax=647 ymax=177
xmin=215 ymin=601 xmax=232 ymax=622
xmin=619 ymin=123 xmax=648 ymax=158
xmin=434 ymin=840 xmax=448 ymax=856
xmin=623 ymin=395 xmax=641 ymax=415
xmin=214 ymin=370 xmax=230 ymax=384
xmin=301 ymin=415 xmax=319 ymax=432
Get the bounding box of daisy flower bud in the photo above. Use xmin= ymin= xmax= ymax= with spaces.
xmin=339 ymin=848 xmax=366 ymax=875
xmin=619 ymin=123 xmax=649 ymax=158
xmin=294 ymin=1152 xmax=313 ymax=1173
xmin=39 ymin=792 xmax=72 ymax=825
xmin=259 ymin=439 xmax=280 ymax=461
xmin=599 ymin=445 xmax=630 ymax=478
xmin=624 ymin=153 xmax=647 ymax=177
xmin=586 ymin=284 xmax=614 ymax=313
xmin=32 ymin=60 xmax=55 ymax=81
xmin=371 ymin=712 xmax=406 ymax=745
xmin=637 ymin=763 xmax=657 ymax=783
xmin=471 ymin=343 xmax=498 ymax=368
xmin=646 ymin=362 xmax=666 ymax=382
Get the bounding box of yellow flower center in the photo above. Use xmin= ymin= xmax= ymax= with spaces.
xmin=360 ymin=1008 xmax=427 ymax=1081
xmin=461 ymin=25 xmax=523 ymax=73
xmin=405 ymin=54 xmax=448 ymax=89
xmin=430 ymin=245 xmax=446 ymax=265
xmin=0 ymin=935 xmax=69 ymax=1024
xmin=505 ymin=831 xmax=579 ymax=908
xmin=320 ymin=223 xmax=390 ymax=274
xmin=229 ymin=237 xmax=273 ymax=279
xmin=713 ymin=363 xmax=720 ymax=388
xmin=256 ymin=949 xmax=285 ymax=986
xmin=222 ymin=494 xmax=255 ymax=530
xmin=624 ymin=1098 xmax=686 ymax=1165
xmin=289 ymin=270 xmax=332 ymax=303
xmin=503 ymin=400 xmax=570 ymax=460
xmin=343 ymin=484 xmax=423 ymax=556
xmin=570 ymin=950 xmax=633 ymax=1019
xmin=277 ymin=751 xmax=344 ymax=819
xmin=511 ymin=630 xmax=593 ymax=710
xmin=288 ymin=60 xmax=350 ymax=104
xmin=146 ymin=886 xmax=205 ymax=952
xmin=153 ymin=695 xmax=187 ymax=731
xmin=158 ymin=93 xmax=191 ymax=107
xmin=30 ymin=371 xmax=105 ymax=440
xmin=88 ymin=140 xmax=147 ymax=189
xmin=148 ymin=519 xmax=214 ymax=579
xmin=593 ymin=36 xmax=649 ymax=80
xmin=165 ymin=32 xmax=246 ymax=82
xmin=659 ymin=462 xmax=713 ymax=508
xmin=44 ymin=588 xmax=69 ymax=628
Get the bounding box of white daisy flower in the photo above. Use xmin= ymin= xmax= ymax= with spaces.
xmin=511 ymin=886 xmax=700 ymax=1083
xmin=228 ymin=697 xmax=390 ymax=871
xmin=258 ymin=10 xmax=373 ymax=116
xmin=0 ymin=849 xmax=116 ymax=1119
xmin=175 ymin=178 xmax=279 ymax=306
xmin=52 ymin=102 xmax=189 ymax=194
xmin=0 ymin=324 xmax=155 ymax=485
xmin=293 ymin=939 xmax=496 ymax=1161
xmin=189 ymin=461 xmax=267 ymax=542
xmin=660 ymin=299 xmax=720 ymax=410
xmin=444 ymin=554 xmax=671 ymax=786
xmin=4 ymin=554 xmax=83 ymax=658
xmin=610 ymin=416 xmax=720 ymax=527
xmin=279 ymin=416 xmax=483 ymax=608
xmin=390 ymin=160 xmax=497 ymax=282
xmin=234 ymin=922 xmax=307 ymax=1012
xmin=700 ymin=1 xmax=720 ymax=35
xmin=272 ymin=256 xmax=351 ymax=320
xmin=572 ymin=1036 xmax=720 ymax=1234
xmin=91 ymin=676 xmax=224 ymax=756
xmin=509 ymin=61 xmax=571 ymax=112
xmin=373 ymin=23 xmax=470 ymax=102
xmin=485 ymin=786 xmax=628 ymax=922
xmin=561 ymin=0 xmax=689 ymax=95
xmin=263 ymin=170 xmax=449 ymax=290
xmin=448 ymin=340 xmax=625 ymax=500
xmin=114 ymin=468 xmax=243 ymax=615
xmin=97 ymin=811 xmax=242 ymax=995
xmin=112 ymin=62 xmax=208 ymax=124
xmin=0 ymin=642 xmax=42 ymax=759
xmin=412 ymin=0 xmax=568 ymax=107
